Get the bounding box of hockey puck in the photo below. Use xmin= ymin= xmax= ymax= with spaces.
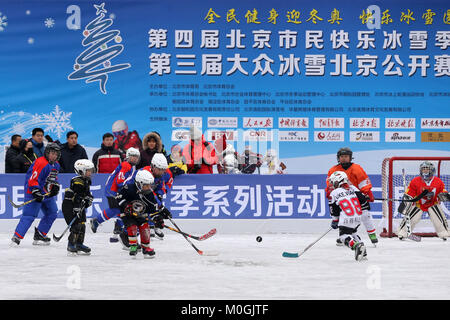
xmin=256 ymin=236 xmax=262 ymax=242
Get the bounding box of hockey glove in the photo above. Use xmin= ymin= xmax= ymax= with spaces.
xmin=153 ymin=214 xmax=165 ymax=229
xmin=83 ymin=195 xmax=94 ymax=208
xmin=159 ymin=206 xmax=172 ymax=219
xmin=124 ymin=203 xmax=137 ymax=217
xmin=73 ymin=207 xmax=83 ymax=218
xmin=331 ymin=219 xmax=339 ymax=229
xmin=31 ymin=188 xmax=45 ymax=202
xmin=438 ymin=192 xmax=450 ymax=202
xmin=365 ymin=189 xmax=375 ymax=202
xmin=425 ymin=190 xmax=435 ymax=200
xmin=49 ymin=183 xmax=60 ymax=197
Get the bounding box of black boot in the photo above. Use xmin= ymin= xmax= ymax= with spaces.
xmin=33 ymin=227 xmax=51 ymax=245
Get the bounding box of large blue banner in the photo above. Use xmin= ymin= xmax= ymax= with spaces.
xmin=0 ymin=0 xmax=449 ymax=174
xmin=0 ymin=173 xmax=383 ymax=219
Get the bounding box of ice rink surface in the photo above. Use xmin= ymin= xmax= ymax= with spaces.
xmin=1 ymin=229 xmax=450 ymax=300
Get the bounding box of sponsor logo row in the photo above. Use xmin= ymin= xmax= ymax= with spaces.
xmin=171 ymin=130 xmax=427 ymax=142
xmin=171 ymin=117 xmax=450 ymax=129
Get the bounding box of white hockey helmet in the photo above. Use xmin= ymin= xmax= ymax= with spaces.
xmin=126 ymin=147 xmax=140 ymax=165
xmin=329 ymin=171 xmax=349 ymax=189
xmin=112 ymin=120 xmax=128 ymax=133
xmin=151 ymin=153 xmax=168 ymax=170
xmin=135 ymin=170 xmax=155 ymax=194
xmin=74 ymin=159 xmax=95 ymax=177
xmin=420 ymin=161 xmax=435 ymax=181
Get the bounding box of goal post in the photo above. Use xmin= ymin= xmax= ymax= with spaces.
xmin=380 ymin=156 xmax=450 ymax=238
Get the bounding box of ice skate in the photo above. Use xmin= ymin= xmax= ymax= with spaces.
xmin=67 ymin=243 xmax=78 ymax=256
xmin=142 ymin=247 xmax=155 ymax=259
xmin=33 ymin=227 xmax=51 ymax=246
xmin=76 ymin=243 xmax=91 ymax=255
xmin=113 ymin=219 xmax=122 ymax=234
xmin=89 ymin=218 xmax=99 ymax=233
xmin=110 ymin=220 xmax=122 ymax=242
xmin=10 ymin=236 xmax=21 ymax=247
xmin=119 ymin=231 xmax=130 ymax=250
xmin=336 ymin=238 xmax=343 ymax=246
xmin=129 ymin=245 xmax=138 ymax=258
xmin=154 ymin=228 xmax=164 ymax=240
xmin=354 ymin=242 xmax=367 ymax=261
xmin=368 ymin=233 xmax=378 ymax=247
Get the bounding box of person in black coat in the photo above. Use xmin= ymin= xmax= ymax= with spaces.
xmin=5 ymin=134 xmax=22 ymax=173
xmin=13 ymin=139 xmax=38 ymax=173
xmin=58 ymin=131 xmax=88 ymax=173
xmin=137 ymin=132 xmax=163 ymax=169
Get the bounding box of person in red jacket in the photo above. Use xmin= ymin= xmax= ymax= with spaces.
xmin=182 ymin=126 xmax=217 ymax=174
xmin=112 ymin=120 xmax=142 ymax=159
xmin=92 ymin=133 xmax=122 ymax=173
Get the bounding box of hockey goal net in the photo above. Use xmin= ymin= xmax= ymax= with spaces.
xmin=380 ymin=157 xmax=450 ymax=238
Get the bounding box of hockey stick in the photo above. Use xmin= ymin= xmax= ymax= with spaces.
xmin=373 ymin=189 xmax=428 ymax=202
xmin=53 ymin=204 xmax=85 ymax=242
xmin=164 ymin=225 xmax=217 ymax=241
xmin=167 ymin=216 xmax=219 ymax=256
xmin=401 ymin=168 xmax=413 ymax=238
xmin=282 ymin=227 xmax=333 ymax=258
xmin=8 ymin=193 xmax=51 ymax=209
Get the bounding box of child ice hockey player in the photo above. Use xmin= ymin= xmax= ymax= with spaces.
xmin=11 ymin=143 xmax=61 ymax=246
xmin=116 ymin=169 xmax=161 ymax=258
xmin=62 ymin=159 xmax=95 ymax=255
xmin=328 ymin=171 xmax=368 ymax=261
xmin=397 ymin=161 xmax=450 ymax=240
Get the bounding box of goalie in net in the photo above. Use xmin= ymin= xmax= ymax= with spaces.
xmin=397 ymin=161 xmax=450 ymax=240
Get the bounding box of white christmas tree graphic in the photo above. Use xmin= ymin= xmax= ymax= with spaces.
xmin=68 ymin=2 xmax=131 ymax=94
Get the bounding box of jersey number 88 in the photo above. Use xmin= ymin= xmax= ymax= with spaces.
xmin=338 ymin=198 xmax=362 ymax=216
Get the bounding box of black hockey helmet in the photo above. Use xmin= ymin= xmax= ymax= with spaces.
xmin=337 ymin=147 xmax=353 ymax=162
xmin=44 ymin=143 xmax=61 ymax=163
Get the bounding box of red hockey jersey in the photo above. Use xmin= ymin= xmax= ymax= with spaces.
xmin=406 ymin=176 xmax=447 ymax=211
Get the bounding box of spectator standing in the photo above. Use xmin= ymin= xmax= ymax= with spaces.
xmin=92 ymin=133 xmax=122 ymax=173
xmin=112 ymin=120 xmax=142 ymax=159
xmin=182 ymin=126 xmax=217 ymax=174
xmin=13 ymin=139 xmax=37 ymax=173
xmin=5 ymin=134 xmax=22 ymax=173
xmin=137 ymin=132 xmax=162 ymax=169
xmin=30 ymin=128 xmax=45 ymax=158
xmin=58 ymin=131 xmax=88 ymax=173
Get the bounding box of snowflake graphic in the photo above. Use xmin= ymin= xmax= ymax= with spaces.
xmin=32 ymin=105 xmax=73 ymax=138
xmin=0 ymin=12 xmax=8 ymax=32
xmin=11 ymin=122 xmax=26 ymax=135
xmin=44 ymin=17 xmax=55 ymax=28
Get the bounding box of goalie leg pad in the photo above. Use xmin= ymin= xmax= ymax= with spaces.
xmin=428 ymin=204 xmax=450 ymax=239
xmin=398 ymin=194 xmax=414 ymax=215
xmin=397 ymin=206 xmax=422 ymax=238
